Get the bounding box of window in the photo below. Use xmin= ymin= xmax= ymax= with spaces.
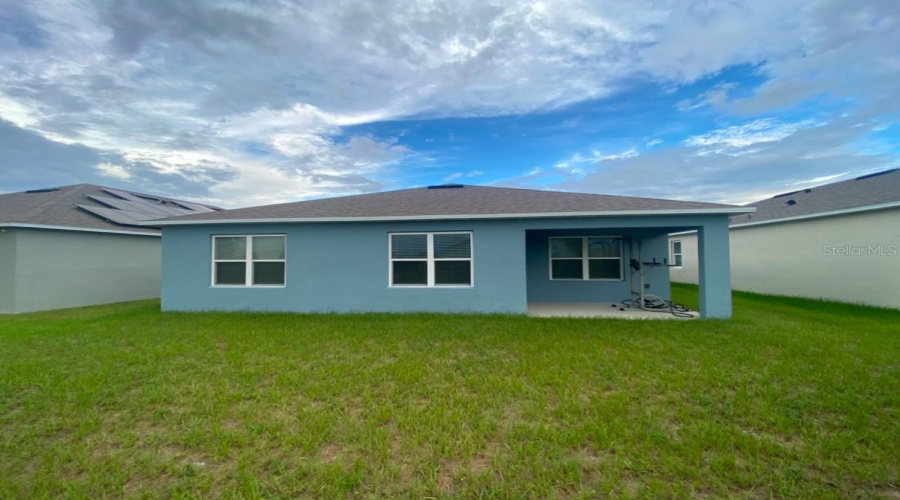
xmin=212 ymin=235 xmax=286 ymax=286
xmin=390 ymin=232 xmax=473 ymax=287
xmin=549 ymin=237 xmax=622 ymax=280
xmin=670 ymin=239 xmax=683 ymax=267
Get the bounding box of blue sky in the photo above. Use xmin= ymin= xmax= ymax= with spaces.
xmin=351 ymin=66 xmax=775 ymax=186
xmin=0 ymin=1 xmax=898 ymax=207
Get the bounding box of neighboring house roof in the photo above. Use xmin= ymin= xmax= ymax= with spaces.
xmin=0 ymin=184 xmax=221 ymax=235
xmin=151 ymin=184 xmax=752 ymax=226
xmin=732 ymin=168 xmax=900 ymax=227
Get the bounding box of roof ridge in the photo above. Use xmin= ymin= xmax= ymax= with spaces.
xmin=4 ymin=183 xmax=219 ymax=208
xmin=202 ymin=185 xmax=427 ymax=213
xmin=744 ymin=167 xmax=900 ymax=207
xmin=16 ymin=184 xmax=91 ymax=223
xmin=150 ymin=183 xmax=747 ymax=225
xmin=732 ymin=167 xmax=900 ymax=225
xmin=471 ymin=184 xmax=733 ymax=207
xmin=206 ymin=184 xmax=738 ymax=215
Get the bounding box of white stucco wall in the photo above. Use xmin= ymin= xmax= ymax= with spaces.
xmin=670 ymin=207 xmax=900 ymax=309
xmin=669 ymin=233 xmax=699 ymax=285
xmin=0 ymin=229 xmax=16 ymax=314
xmin=6 ymin=228 xmax=161 ymax=313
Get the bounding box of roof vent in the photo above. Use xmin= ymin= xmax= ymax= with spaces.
xmin=785 ymin=199 xmax=797 ymax=206
xmin=427 ymin=183 xmax=464 ymax=189
xmin=25 ymin=188 xmax=60 ymax=194
xmin=855 ymin=168 xmax=898 ymax=181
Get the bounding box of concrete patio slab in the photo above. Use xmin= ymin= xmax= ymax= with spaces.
xmin=527 ymin=302 xmax=699 ymax=320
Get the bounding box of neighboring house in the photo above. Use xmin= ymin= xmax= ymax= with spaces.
xmin=670 ymin=169 xmax=900 ymax=309
xmin=0 ymin=184 xmax=220 ymax=313
xmin=151 ymin=184 xmax=752 ymax=318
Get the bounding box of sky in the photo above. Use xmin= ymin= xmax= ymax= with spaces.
xmin=0 ymin=0 xmax=898 ymax=208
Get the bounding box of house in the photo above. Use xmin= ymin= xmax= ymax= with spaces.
xmin=152 ymin=184 xmax=752 ymax=318
xmin=0 ymin=184 xmax=220 ymax=313
xmin=670 ymin=169 xmax=900 ymax=309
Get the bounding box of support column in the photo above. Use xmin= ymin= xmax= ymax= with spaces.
xmin=697 ymin=218 xmax=732 ymax=319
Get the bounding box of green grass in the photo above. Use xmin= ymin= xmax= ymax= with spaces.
xmin=1 ymin=284 xmax=898 ymax=499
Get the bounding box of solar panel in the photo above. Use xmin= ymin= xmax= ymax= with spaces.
xmin=150 ymin=204 xmax=194 ymax=217
xmin=103 ymin=189 xmax=215 ymax=215
xmin=174 ymin=201 xmax=217 ymax=213
xmin=88 ymin=195 xmax=173 ymax=217
xmin=82 ymin=187 xmax=219 ymax=228
xmin=102 ymin=188 xmax=145 ymax=203
xmin=77 ymin=205 xmax=155 ymax=226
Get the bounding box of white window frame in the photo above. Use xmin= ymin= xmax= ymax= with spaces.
xmin=389 ymin=231 xmax=474 ymax=288
xmin=211 ymin=234 xmax=287 ymax=287
xmin=670 ymin=239 xmax=683 ymax=268
xmin=548 ymin=236 xmax=623 ymax=281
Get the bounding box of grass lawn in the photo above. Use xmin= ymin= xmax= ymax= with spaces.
xmin=1 ymin=285 xmax=898 ymax=499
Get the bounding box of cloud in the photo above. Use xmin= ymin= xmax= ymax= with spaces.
xmin=0 ymin=118 xmax=111 ymax=189
xmin=100 ymin=0 xmax=276 ymax=56
xmin=676 ymin=82 xmax=738 ymax=112
xmin=786 ymin=172 xmax=849 ymax=186
xmin=443 ymin=170 xmax=484 ymax=182
xmin=554 ymin=115 xmax=895 ymax=204
xmin=729 ymin=2 xmax=900 ymax=115
xmin=0 ymin=118 xmax=226 ymax=200
xmin=598 ymin=149 xmax=640 ymax=162
xmin=96 ymin=162 xmax=131 ymax=180
xmin=684 ymin=118 xmax=819 ymax=155
xmin=0 ymin=0 xmax=897 ymax=205
xmin=553 ymin=149 xmax=640 ymax=176
xmin=654 ymin=1 xmax=900 ymax=118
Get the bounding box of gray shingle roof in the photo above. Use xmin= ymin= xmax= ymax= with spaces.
xmin=156 ymin=184 xmax=748 ymax=224
xmin=0 ymin=184 xmax=220 ymax=234
xmin=732 ymin=168 xmax=900 ymax=225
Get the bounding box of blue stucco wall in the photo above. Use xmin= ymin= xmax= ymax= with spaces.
xmin=697 ymin=218 xmax=733 ymax=318
xmin=525 ymin=229 xmax=671 ymax=303
xmin=161 ymin=214 xmax=732 ymax=317
xmin=162 ymin=220 xmax=528 ymax=314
